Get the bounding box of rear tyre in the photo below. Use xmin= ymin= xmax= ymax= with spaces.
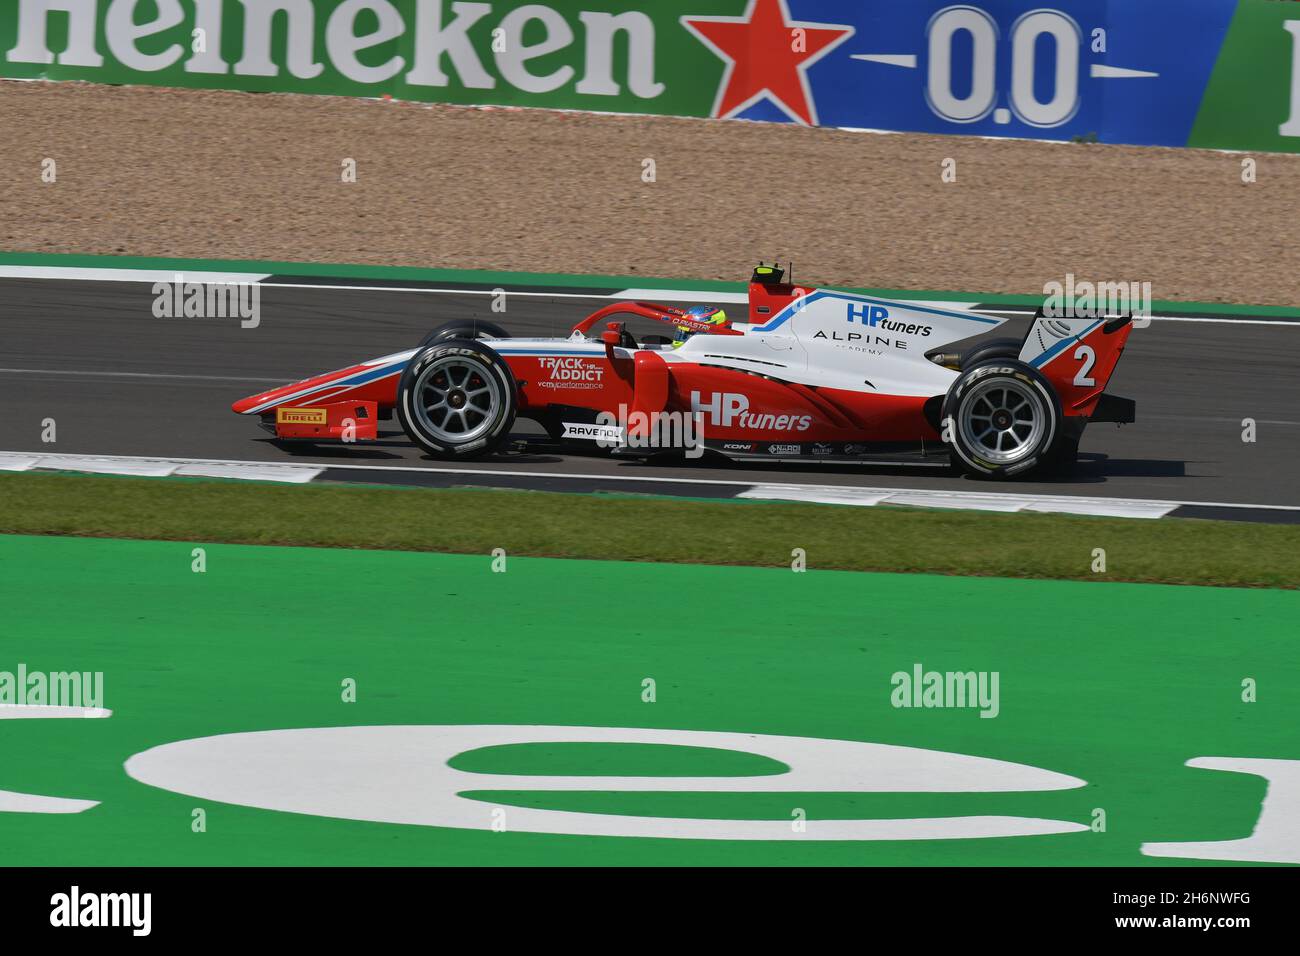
xmin=396 ymin=341 xmax=517 ymax=459
xmin=418 ymin=319 xmax=510 ymax=348
xmin=959 ymin=337 xmax=1023 ymax=370
xmin=942 ymin=362 xmax=1063 ymax=479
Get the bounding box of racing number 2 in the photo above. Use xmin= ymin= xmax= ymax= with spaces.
xmin=1073 ymin=344 xmax=1096 ymax=387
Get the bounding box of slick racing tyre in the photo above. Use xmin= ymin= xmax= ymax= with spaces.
xmin=958 ymin=337 xmax=1023 ymax=370
xmin=418 ymin=319 xmax=509 ymax=348
xmin=942 ymin=362 xmax=1063 ymax=479
xmin=396 ymin=340 xmax=517 ymax=459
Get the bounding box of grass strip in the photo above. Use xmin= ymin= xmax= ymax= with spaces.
xmin=1 ymin=471 xmax=1297 ymax=588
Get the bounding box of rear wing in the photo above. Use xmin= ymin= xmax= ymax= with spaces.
xmin=1019 ymin=312 xmax=1135 ymax=420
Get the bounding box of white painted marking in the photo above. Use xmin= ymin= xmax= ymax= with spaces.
xmin=1142 ymin=758 xmax=1300 ymax=864
xmin=0 ymin=454 xmax=40 ymax=472
xmin=1090 ymin=64 xmax=1159 ymax=79
xmin=25 ymin=456 xmax=179 ymax=477
xmin=0 ymin=265 xmax=268 ymax=285
xmin=0 ymin=452 xmax=322 ymax=484
xmin=1020 ymin=498 xmax=1177 ymax=519
xmin=265 ymin=281 xmax=618 ymax=301
xmin=736 ymin=485 xmax=894 ymax=507
xmin=0 ymin=367 xmax=286 ymax=384
xmin=740 ymin=484 xmax=1233 ymax=519
xmin=1147 ymin=413 xmax=1300 ymax=427
xmin=879 ymin=492 xmax=1029 ymax=514
xmin=174 ymin=462 xmax=323 ymax=484
xmin=850 ymin=54 xmax=918 ymax=68
xmin=993 ymin=108 xmax=1011 ymax=125
xmin=0 ymin=705 xmax=110 ymax=814
xmin=124 ymin=724 xmax=1087 ymax=841
xmin=0 ymin=263 xmax=1290 ymax=325
xmin=3 ymin=450 xmax=1298 ymax=516
xmin=0 ymin=706 xmax=112 ymax=719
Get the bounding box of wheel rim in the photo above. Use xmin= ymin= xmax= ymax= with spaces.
xmin=958 ymin=378 xmax=1045 ymax=464
xmin=412 ymin=356 xmax=501 ymax=444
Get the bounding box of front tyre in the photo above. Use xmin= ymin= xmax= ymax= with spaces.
xmin=396 ymin=341 xmax=517 ymax=459
xmin=942 ymin=362 xmax=1062 ymax=479
xmin=418 ymin=319 xmax=510 ymax=349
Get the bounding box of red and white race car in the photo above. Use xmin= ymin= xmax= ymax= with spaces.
xmin=233 ymin=265 xmax=1135 ymax=479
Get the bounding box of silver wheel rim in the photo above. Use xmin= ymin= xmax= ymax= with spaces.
xmin=958 ymin=378 xmax=1045 ymax=464
xmin=412 ymin=356 xmax=501 ymax=444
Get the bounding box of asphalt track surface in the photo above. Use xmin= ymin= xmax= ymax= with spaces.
xmin=1 ymin=276 xmax=1297 ymax=508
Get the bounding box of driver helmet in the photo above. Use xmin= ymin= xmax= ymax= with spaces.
xmin=673 ymin=306 xmax=728 ymax=347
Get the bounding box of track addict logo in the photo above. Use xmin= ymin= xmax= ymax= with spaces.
xmin=690 ymin=391 xmax=812 ymax=431
xmin=537 ymin=356 xmax=605 ymax=390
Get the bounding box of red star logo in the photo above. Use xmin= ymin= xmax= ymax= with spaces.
xmin=682 ymin=0 xmax=854 ymax=126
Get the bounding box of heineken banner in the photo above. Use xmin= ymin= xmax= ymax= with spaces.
xmin=2 ymin=0 xmax=1298 ymax=152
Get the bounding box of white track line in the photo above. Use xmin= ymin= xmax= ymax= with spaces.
xmin=0 ymin=265 xmax=268 ymax=284
xmin=265 ymin=281 xmax=618 ymax=300
xmin=0 ymin=452 xmax=321 ymax=483
xmin=0 ymin=264 xmax=1293 ymax=324
xmin=0 ymin=367 xmax=286 ymax=384
xmin=2 ymin=451 xmax=1297 ymax=517
xmin=269 ymin=283 xmax=1300 ymax=323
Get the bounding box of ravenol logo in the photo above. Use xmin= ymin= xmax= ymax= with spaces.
xmin=848 ymin=303 xmax=891 ymax=326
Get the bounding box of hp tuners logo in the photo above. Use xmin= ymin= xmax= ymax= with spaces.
xmin=690 ymin=392 xmax=812 ymax=431
xmin=847 ymin=302 xmax=932 ymax=337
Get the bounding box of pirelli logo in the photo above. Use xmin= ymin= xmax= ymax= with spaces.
xmin=276 ymin=407 xmax=328 ymax=425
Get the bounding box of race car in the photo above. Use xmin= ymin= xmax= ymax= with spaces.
xmin=232 ymin=264 xmax=1136 ymax=479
